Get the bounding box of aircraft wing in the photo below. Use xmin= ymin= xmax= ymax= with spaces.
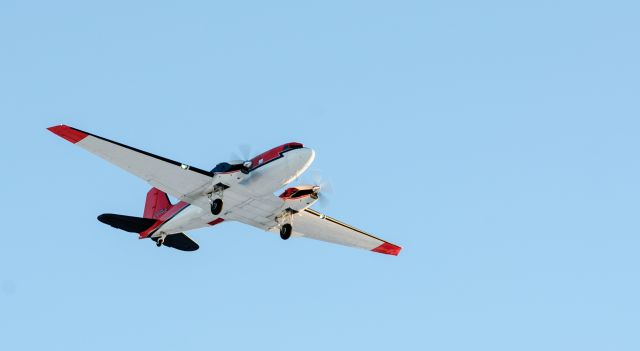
xmin=290 ymin=208 xmax=402 ymax=256
xmin=47 ymin=125 xmax=213 ymax=203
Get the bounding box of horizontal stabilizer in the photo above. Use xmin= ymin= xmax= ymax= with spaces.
xmin=152 ymin=233 xmax=199 ymax=251
xmin=98 ymin=214 xmax=158 ymax=233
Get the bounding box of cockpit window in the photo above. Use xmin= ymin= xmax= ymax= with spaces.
xmin=211 ymin=162 xmax=245 ymax=173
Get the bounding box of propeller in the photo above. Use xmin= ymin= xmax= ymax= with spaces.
xmin=230 ymin=144 xmax=253 ymax=163
xmin=230 ymin=144 xmax=254 ymax=169
xmin=307 ymin=170 xmax=334 ymax=209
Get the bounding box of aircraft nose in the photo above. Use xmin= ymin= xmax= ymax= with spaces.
xmin=299 ymin=147 xmax=315 ymax=164
xmin=289 ymin=147 xmax=315 ymax=173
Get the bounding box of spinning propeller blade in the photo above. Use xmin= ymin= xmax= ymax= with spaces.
xmin=231 ymin=143 xmax=253 ymax=162
xmin=306 ymin=170 xmax=333 ymax=209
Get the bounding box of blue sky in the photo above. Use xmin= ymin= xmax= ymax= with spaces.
xmin=1 ymin=1 xmax=639 ymax=350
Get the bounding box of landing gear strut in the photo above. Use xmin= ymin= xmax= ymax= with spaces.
xmin=280 ymin=223 xmax=292 ymax=240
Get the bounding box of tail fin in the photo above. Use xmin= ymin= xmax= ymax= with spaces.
xmin=143 ymin=187 xmax=172 ymax=219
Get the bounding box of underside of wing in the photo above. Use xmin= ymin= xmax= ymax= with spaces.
xmin=48 ymin=125 xmax=212 ymax=204
xmin=291 ymin=209 xmax=402 ymax=256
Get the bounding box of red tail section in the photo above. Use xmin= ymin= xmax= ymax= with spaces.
xmin=143 ymin=188 xmax=172 ymax=219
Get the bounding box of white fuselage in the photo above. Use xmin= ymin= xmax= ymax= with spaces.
xmin=151 ymin=147 xmax=315 ymax=238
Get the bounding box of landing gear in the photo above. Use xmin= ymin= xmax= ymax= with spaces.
xmin=208 ymin=183 xmax=227 ymax=216
xmin=280 ymin=223 xmax=292 ymax=240
xmin=156 ymin=234 xmax=166 ymax=247
xmin=210 ymin=198 xmax=223 ymax=215
xmin=275 ymin=209 xmax=295 ymax=240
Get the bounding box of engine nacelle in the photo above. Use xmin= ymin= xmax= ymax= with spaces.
xmin=278 ymin=185 xmax=319 ymax=212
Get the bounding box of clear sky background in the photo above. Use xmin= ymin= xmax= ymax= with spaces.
xmin=1 ymin=1 xmax=639 ymax=350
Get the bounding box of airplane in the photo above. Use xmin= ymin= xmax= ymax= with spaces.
xmin=47 ymin=125 xmax=402 ymax=256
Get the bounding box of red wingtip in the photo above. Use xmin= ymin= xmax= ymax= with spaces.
xmin=47 ymin=125 xmax=88 ymax=144
xmin=372 ymin=242 xmax=402 ymax=256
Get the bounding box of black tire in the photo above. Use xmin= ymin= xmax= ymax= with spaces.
xmin=156 ymin=239 xmax=163 ymax=247
xmin=280 ymin=224 xmax=292 ymax=240
xmin=211 ymin=198 xmax=223 ymax=215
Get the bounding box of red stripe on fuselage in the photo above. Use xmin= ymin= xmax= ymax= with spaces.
xmin=47 ymin=125 xmax=89 ymax=144
xmin=138 ymin=201 xmax=190 ymax=239
xmin=138 ymin=220 xmax=163 ymax=239
xmin=248 ymin=142 xmax=303 ymax=171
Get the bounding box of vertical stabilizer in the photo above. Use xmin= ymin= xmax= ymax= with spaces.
xmin=143 ymin=187 xmax=172 ymax=219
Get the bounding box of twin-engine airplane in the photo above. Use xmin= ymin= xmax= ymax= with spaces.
xmin=47 ymin=125 xmax=401 ymax=256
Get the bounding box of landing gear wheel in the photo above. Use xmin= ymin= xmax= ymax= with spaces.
xmin=156 ymin=238 xmax=163 ymax=247
xmin=210 ymin=198 xmax=223 ymax=215
xmin=280 ymin=223 xmax=292 ymax=240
